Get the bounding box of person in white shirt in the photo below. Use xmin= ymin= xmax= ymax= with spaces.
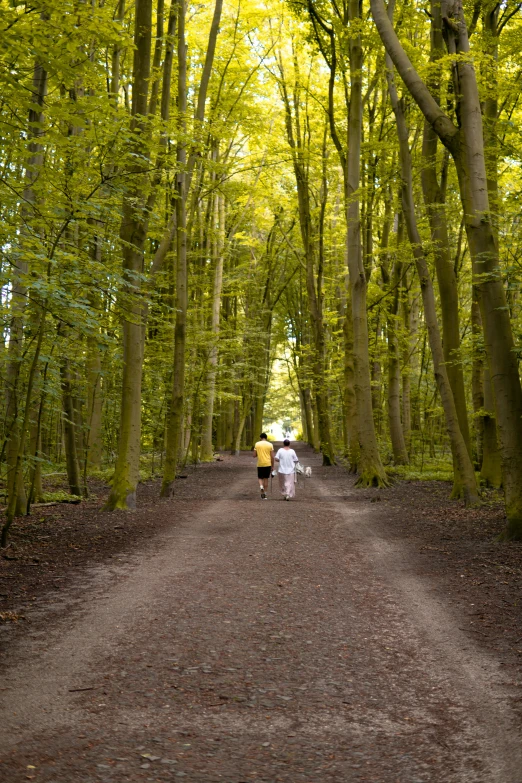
xmin=274 ymin=439 xmax=299 ymax=500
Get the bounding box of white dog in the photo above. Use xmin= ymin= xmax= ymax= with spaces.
xmin=305 ymin=466 xmax=312 ymax=478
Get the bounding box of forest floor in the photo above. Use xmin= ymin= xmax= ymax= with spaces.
xmin=0 ymin=445 xmax=522 ymax=783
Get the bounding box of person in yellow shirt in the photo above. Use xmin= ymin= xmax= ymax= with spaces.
xmin=253 ymin=433 xmax=274 ymax=500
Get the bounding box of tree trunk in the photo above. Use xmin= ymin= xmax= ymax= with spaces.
xmin=371 ymin=0 xmax=522 ymax=535
xmin=471 ymin=290 xmax=484 ymax=468
xmin=200 ymin=192 xmax=225 ymax=461
xmin=481 ymin=366 xmax=502 ymax=488
xmin=28 ymin=425 xmax=44 ymax=504
xmin=105 ymin=0 xmax=152 ymax=511
xmin=86 ymin=336 xmax=103 ymax=469
xmin=161 ymin=0 xmax=224 ymax=494
xmin=5 ymin=46 xmax=47 ymax=520
xmin=161 ymin=0 xmax=188 ymax=495
xmin=382 ymin=227 xmax=409 ymax=465
xmin=347 ymin=0 xmax=386 ymax=486
xmin=2 ymin=312 xmax=45 ymax=546
xmin=301 ymin=386 xmax=314 ymax=448
xmin=343 ymin=298 xmax=359 ymax=472
xmin=61 ymin=359 xmax=82 ymax=497
xmin=311 ymin=396 xmax=320 ymax=452
xmin=385 ymin=37 xmax=479 ymax=506
xmin=421 ymin=2 xmax=471 ymax=465
xmin=277 ymin=56 xmax=335 ymax=465
xmin=110 ymin=0 xmax=126 ymax=101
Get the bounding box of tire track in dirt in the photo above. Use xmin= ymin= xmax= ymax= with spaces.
xmin=0 ymin=447 xmax=521 ymax=782
xmin=314 ymin=470 xmax=522 ymax=783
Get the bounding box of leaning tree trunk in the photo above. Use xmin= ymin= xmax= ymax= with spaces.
xmin=385 ymin=37 xmax=479 ymax=506
xmin=371 ymin=0 xmax=522 ymax=535
xmin=421 ymin=0 xmax=471 ymax=469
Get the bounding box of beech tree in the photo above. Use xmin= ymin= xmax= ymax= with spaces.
xmin=1 ymin=0 xmax=522 ymax=543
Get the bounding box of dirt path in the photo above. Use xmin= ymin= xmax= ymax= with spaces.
xmin=1 ymin=446 xmax=521 ymax=783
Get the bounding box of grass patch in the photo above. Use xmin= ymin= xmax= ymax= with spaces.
xmin=387 ymin=460 xmax=454 ymax=483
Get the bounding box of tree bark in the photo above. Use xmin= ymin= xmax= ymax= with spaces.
xmin=371 ymin=0 xmax=522 ymax=533
xmin=61 ymin=358 xmax=82 ymax=497
xmin=105 ymin=0 xmax=153 ymax=511
xmin=161 ymin=0 xmax=224 ymax=494
xmin=2 ymin=311 xmax=45 ymax=547
xmin=277 ymin=56 xmax=335 ymax=465
xmin=5 ymin=45 xmax=48 ymax=520
xmin=161 ymin=0 xmax=188 ymax=495
xmin=110 ymin=0 xmax=126 ymax=101
xmin=381 ymin=215 xmax=409 ymax=465
xmin=421 ymin=0 xmax=471 ymax=497
xmin=200 ymin=191 xmax=225 ymax=461
xmin=481 ymin=366 xmax=502 ymax=488
xmin=385 ymin=31 xmax=479 ymax=506
xmin=343 ymin=297 xmax=359 ymax=471
xmin=471 ymin=289 xmax=484 ymax=468
xmin=346 ymin=0 xmax=386 ymax=486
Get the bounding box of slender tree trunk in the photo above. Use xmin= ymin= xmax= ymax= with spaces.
xmin=233 ymin=394 xmax=251 ymax=455
xmin=61 ymin=358 xmax=82 ymax=497
xmin=161 ymin=0 xmax=223 ymax=494
xmin=371 ymin=0 xmax=522 ymax=535
xmin=5 ymin=47 xmax=47 ymax=520
xmin=28 ymin=425 xmax=44 ymax=504
xmin=478 ymin=2 xmax=502 ymax=494
xmin=86 ymin=335 xmax=103 ymax=469
xmin=471 ymin=290 xmax=484 ymax=468
xmin=303 ymin=386 xmax=315 ymax=448
xmin=161 ymin=0 xmax=188 ymax=495
xmin=2 ymin=311 xmax=45 ymax=547
xmin=347 ymin=0 xmax=386 ymax=486
xmin=311 ymin=396 xmax=320 ymax=452
xmin=481 ymin=366 xmax=502 ymax=488
xmin=383 ymin=242 xmax=409 ymax=464
xmin=371 ymin=327 xmax=382 ymax=429
xmin=105 ymin=0 xmax=153 ymax=510
xmin=387 ymin=318 xmax=408 ymax=464
xmin=106 ymin=0 xmax=179 ymax=508
xmin=421 ymin=2 xmax=471 ymax=465
xmin=343 ymin=298 xmax=359 ymax=472
xmin=385 ymin=36 xmax=479 ymax=505
xmin=402 ymin=284 xmax=420 ymax=453
xmin=200 ymin=192 xmax=225 ymax=461
xmin=278 ymin=58 xmax=335 ymax=465
xmin=110 ymin=0 xmax=126 ymax=101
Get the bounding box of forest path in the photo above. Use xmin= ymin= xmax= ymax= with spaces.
xmin=0 ymin=445 xmax=521 ymax=783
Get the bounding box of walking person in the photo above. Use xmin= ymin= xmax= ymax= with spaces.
xmin=275 ymin=439 xmax=299 ymax=501
xmin=253 ymin=433 xmax=274 ymax=500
